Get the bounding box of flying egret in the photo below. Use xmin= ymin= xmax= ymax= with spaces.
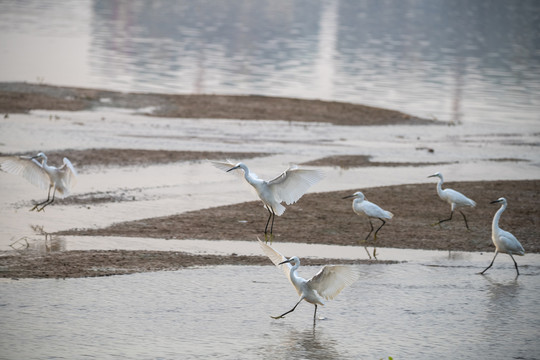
xmin=480 ymin=197 xmax=525 ymax=276
xmin=258 ymin=238 xmax=360 ymax=323
xmin=0 ymin=152 xmax=77 ymax=211
xmin=428 ymin=172 xmax=476 ymax=229
xmin=212 ymin=160 xmax=323 ymax=240
xmin=342 ymin=191 xmax=393 ymax=259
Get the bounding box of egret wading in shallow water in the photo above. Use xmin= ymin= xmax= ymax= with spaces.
xmin=212 ymin=161 xmax=323 ymax=241
xmin=0 ymin=152 xmax=77 ymax=211
xmin=480 ymin=197 xmax=525 ymax=276
xmin=428 ymin=172 xmax=476 ymax=229
xmin=342 ymin=191 xmax=393 ymax=259
xmin=258 ymin=239 xmax=360 ymax=324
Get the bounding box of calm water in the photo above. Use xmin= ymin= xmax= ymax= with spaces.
xmin=1 ymin=260 xmax=540 ymax=359
xmin=0 ymin=0 xmax=539 ymax=124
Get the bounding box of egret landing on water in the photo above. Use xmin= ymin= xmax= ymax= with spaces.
xmin=480 ymin=197 xmax=525 ymax=276
xmin=428 ymin=172 xmax=476 ymax=229
xmin=212 ymin=161 xmax=323 ymax=241
xmin=258 ymin=239 xmax=360 ymax=324
xmin=343 ymin=191 xmax=393 ymax=259
xmin=0 ymin=152 xmax=77 ymax=211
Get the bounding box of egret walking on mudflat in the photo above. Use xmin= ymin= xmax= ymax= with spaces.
xmin=0 ymin=152 xmax=77 ymax=211
xmin=342 ymin=191 xmax=393 ymax=259
xmin=480 ymin=197 xmax=525 ymax=276
xmin=212 ymin=161 xmax=323 ymax=240
xmin=258 ymin=239 xmax=360 ymax=324
xmin=428 ymin=172 xmax=476 ymax=229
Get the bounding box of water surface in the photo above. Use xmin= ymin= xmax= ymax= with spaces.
xmin=1 ymin=260 xmax=539 ymax=359
xmin=0 ymin=0 xmax=539 ymax=125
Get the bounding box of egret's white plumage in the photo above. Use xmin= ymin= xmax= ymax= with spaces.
xmin=343 ymin=191 xmax=393 ymax=258
xmin=480 ymin=197 xmax=525 ymax=276
xmin=212 ymin=160 xmax=323 ymax=237
xmin=428 ymin=172 xmax=476 ymax=229
xmin=258 ymin=239 xmax=360 ymax=322
xmin=0 ymin=152 xmax=77 ymax=211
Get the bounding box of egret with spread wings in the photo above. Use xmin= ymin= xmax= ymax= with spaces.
xmin=0 ymin=152 xmax=77 ymax=211
xmin=212 ymin=161 xmax=323 ymax=240
xmin=258 ymin=239 xmax=360 ymax=323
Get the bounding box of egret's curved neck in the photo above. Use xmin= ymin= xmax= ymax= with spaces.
xmin=288 ymin=262 xmax=302 ymax=284
xmin=435 ymin=177 xmax=444 ymax=195
xmin=240 ymin=165 xmax=256 ymax=185
xmin=492 ymin=202 xmax=506 ymax=231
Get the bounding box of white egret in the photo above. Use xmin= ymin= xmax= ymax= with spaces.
xmin=428 ymin=172 xmax=476 ymax=229
xmin=258 ymin=239 xmax=360 ymax=323
xmin=342 ymin=191 xmax=393 ymax=259
xmin=480 ymin=197 xmax=525 ymax=276
xmin=212 ymin=160 xmax=323 ymax=240
xmin=0 ymin=152 xmax=77 ymax=211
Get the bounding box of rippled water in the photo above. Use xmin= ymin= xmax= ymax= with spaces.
xmin=1 ymin=0 xmax=539 ymax=124
xmin=1 ymin=260 xmax=539 ymax=359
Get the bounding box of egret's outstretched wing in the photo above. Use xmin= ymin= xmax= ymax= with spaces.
xmin=0 ymin=156 xmax=50 ymax=190
xmin=210 ymin=159 xmax=256 ymax=179
xmin=59 ymin=157 xmax=78 ymax=191
xmin=267 ymin=166 xmax=324 ymax=205
xmin=307 ymin=265 xmax=360 ymax=300
xmin=210 ymin=159 xmax=237 ymax=172
xmin=258 ymin=239 xmax=298 ymax=293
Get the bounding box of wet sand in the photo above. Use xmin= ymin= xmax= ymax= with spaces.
xmin=0 ymin=82 xmax=433 ymax=126
xmin=3 ymin=178 xmax=537 ymax=279
xmin=0 ymin=83 xmax=537 ymax=279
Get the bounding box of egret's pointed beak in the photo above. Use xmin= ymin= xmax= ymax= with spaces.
xmin=278 ymin=258 xmax=293 ymax=265
xmin=427 ymin=174 xmax=436 ymax=178
xmin=342 ymin=194 xmax=355 ymax=199
xmin=490 ymin=199 xmax=502 ymax=204
xmin=227 ymin=165 xmax=241 ymax=172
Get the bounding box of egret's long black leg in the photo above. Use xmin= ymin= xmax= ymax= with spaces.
xmin=373 ymin=219 xmax=386 ymax=242
xmin=365 ymin=219 xmax=374 ymax=240
xmin=370 ymin=219 xmax=386 ymax=259
xmin=459 ymin=210 xmax=470 ymax=230
xmin=271 ymin=299 xmax=302 ymax=319
xmin=30 ymin=185 xmax=52 ymax=211
xmin=264 ymin=207 xmax=273 ymax=234
xmin=313 ymin=304 xmax=318 ymax=324
xmin=270 ymin=210 xmax=275 ymax=235
xmin=38 ymin=187 xmax=56 ymax=212
xmin=480 ymin=251 xmax=498 ymax=274
xmin=508 ymin=253 xmax=520 ymax=276
xmin=433 ymin=211 xmax=453 ymax=227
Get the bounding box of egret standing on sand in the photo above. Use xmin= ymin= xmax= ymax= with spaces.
xmin=480 ymin=197 xmax=525 ymax=276
xmin=258 ymin=239 xmax=360 ymax=324
xmin=0 ymin=152 xmax=77 ymax=211
xmin=342 ymin=191 xmax=393 ymax=259
xmin=428 ymin=172 xmax=476 ymax=229
xmin=212 ymin=161 xmax=323 ymax=240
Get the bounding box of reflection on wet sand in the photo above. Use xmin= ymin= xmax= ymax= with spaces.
xmin=9 ymin=225 xmax=66 ymax=254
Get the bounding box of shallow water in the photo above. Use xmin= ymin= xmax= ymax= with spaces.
xmin=0 ymin=0 xmax=539 ymax=125
xmin=1 ymin=257 xmax=539 ymax=359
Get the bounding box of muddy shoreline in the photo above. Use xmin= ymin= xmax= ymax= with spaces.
xmin=0 ymin=82 xmax=434 ymax=126
xmin=2 ymin=179 xmax=537 ymax=279
xmin=0 ymin=83 xmax=537 ymax=279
